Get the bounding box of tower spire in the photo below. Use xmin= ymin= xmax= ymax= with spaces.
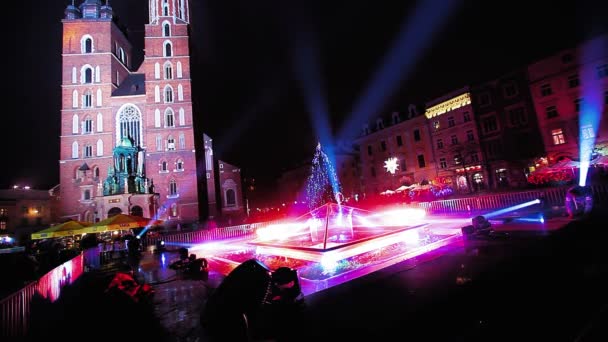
xmin=65 ymin=0 xmax=81 ymax=20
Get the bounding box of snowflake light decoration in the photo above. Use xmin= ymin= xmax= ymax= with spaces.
xmin=384 ymin=157 xmax=399 ymax=174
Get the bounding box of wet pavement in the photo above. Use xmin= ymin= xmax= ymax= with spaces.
xmin=139 ymin=209 xmax=608 ymax=341
xmin=25 ymin=208 xmax=608 ymax=342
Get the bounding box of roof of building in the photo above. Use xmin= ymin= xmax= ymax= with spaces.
xmin=0 ymin=189 xmax=51 ymax=201
xmin=112 ymin=73 xmax=146 ymax=97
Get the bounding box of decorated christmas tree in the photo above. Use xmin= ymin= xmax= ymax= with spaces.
xmin=306 ymin=143 xmax=342 ymax=210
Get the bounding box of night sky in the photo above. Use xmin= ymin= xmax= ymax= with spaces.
xmin=2 ymin=0 xmax=607 ymax=190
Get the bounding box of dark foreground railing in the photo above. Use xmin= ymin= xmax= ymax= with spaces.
xmin=1 ymin=253 xmax=84 ymax=338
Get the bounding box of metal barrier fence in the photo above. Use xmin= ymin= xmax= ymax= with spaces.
xmin=1 ymin=253 xmax=84 ymax=338
xmin=141 ymin=221 xmax=284 ymax=248
xmin=411 ymin=184 xmax=608 ymax=214
xmin=139 ymin=185 xmax=608 ymax=248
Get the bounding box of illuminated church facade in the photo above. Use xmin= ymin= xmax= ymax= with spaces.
xmin=58 ymin=0 xmax=201 ymax=222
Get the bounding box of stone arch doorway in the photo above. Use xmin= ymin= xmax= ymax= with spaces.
xmin=108 ymin=207 xmax=122 ymax=217
xmin=131 ymin=205 xmax=144 ymax=217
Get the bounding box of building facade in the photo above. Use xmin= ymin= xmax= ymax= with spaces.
xmin=425 ymin=88 xmax=486 ymax=192
xmin=58 ymin=0 xmax=200 ymax=222
xmin=527 ymin=34 xmax=608 ymax=164
xmin=0 ymin=188 xmax=53 ymax=238
xmin=471 ymin=69 xmax=545 ymax=189
xmin=218 ymin=160 xmax=245 ymax=219
xmin=355 ymin=105 xmax=436 ymax=196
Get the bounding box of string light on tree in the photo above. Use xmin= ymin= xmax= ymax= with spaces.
xmin=384 ymin=157 xmax=399 ymax=174
xmin=306 ymin=143 xmax=342 ymax=210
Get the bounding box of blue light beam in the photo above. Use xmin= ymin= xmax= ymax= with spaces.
xmin=338 ymin=0 xmax=461 ymax=141
xmin=482 ymin=199 xmax=541 ymax=219
xmin=579 ymin=37 xmax=606 ymax=186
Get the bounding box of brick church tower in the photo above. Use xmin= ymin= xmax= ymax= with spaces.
xmin=58 ymin=0 xmax=200 ymax=222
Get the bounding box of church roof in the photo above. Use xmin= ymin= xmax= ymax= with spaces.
xmin=112 ymin=73 xmax=146 ymax=97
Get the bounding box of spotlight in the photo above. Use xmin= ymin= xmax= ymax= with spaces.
xmin=461 ymin=225 xmax=475 ymax=238
xmin=472 ymin=215 xmax=491 ymax=231
xmin=565 ymin=185 xmax=593 ymax=218
xmin=154 ymin=240 xmax=166 ymax=253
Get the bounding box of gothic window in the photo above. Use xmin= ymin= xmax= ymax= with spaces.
xmin=81 ymin=35 xmax=93 ymax=54
xmin=164 ymin=85 xmax=174 ymax=103
xmin=83 ymin=66 xmax=93 ymax=84
xmin=118 ymin=47 xmax=126 ymax=64
xmin=97 ymin=112 xmax=103 ymax=132
xmin=72 ymin=67 xmax=77 ymax=84
xmin=177 ymin=62 xmax=183 ymax=78
xmin=167 ymin=136 xmax=175 ymax=150
xmin=83 ymin=116 xmax=93 ymax=134
xmin=164 ymin=41 xmax=173 ymax=57
xmin=155 ymin=86 xmax=160 ymax=102
xmin=179 ymin=108 xmax=185 ymax=125
xmin=165 ymin=108 xmax=175 ymax=127
xmin=116 ymin=104 xmax=142 ymax=147
xmin=82 ymin=91 xmax=92 ymax=108
xmin=161 ymin=160 xmax=168 ymax=172
xmin=226 ymin=189 xmax=236 ymax=206
xmin=72 ymin=90 xmax=78 ymax=108
xmin=163 ymin=0 xmax=169 ymax=16
xmin=96 ymin=139 xmax=104 ymax=156
xmin=176 ymin=159 xmax=184 ymax=171
xmin=72 ymin=115 xmax=79 ymax=134
xmin=72 ymin=141 xmax=79 ymax=158
xmin=177 ymin=0 xmax=184 ymax=19
xmin=163 ymin=22 xmax=171 ymax=37
xmin=155 ymin=63 xmax=160 ymax=79
xmin=169 ymin=179 xmax=178 ymax=196
xmin=179 ymin=132 xmax=185 ymax=149
xmin=178 ymin=84 xmax=184 ymax=101
xmin=93 ymin=166 xmax=100 ymax=178
xmin=96 ymin=89 xmax=102 ymax=106
xmin=84 ymin=144 xmax=93 ymax=158
xmin=95 ymin=66 xmax=100 ymax=82
xmin=156 ymin=135 xmax=162 ymax=151
xmin=164 ymin=62 xmax=173 ymax=79
xmin=155 ymin=109 xmax=161 ymax=127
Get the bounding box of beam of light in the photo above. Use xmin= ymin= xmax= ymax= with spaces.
xmin=163 ymin=241 xmax=193 ymax=247
xmin=378 ymin=208 xmax=427 ymax=226
xmin=256 ymin=222 xmax=309 ymax=241
xmin=482 ymin=199 xmax=541 ymax=219
xmin=288 ymin=2 xmax=335 ymax=160
xmin=579 ymin=37 xmax=606 ymax=186
xmin=212 ymin=77 xmax=285 ymax=157
xmin=337 ymin=0 xmax=461 ymax=141
xmin=514 ymin=216 xmax=545 ymax=224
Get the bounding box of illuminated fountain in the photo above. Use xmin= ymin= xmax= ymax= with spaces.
xmin=186 ymin=144 xmax=465 ymax=294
